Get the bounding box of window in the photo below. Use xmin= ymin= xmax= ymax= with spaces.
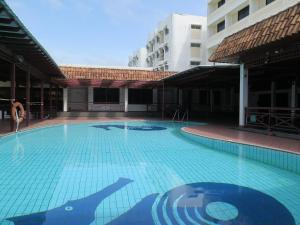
xmin=276 ymin=93 xmax=289 ymax=107
xmin=191 ymin=25 xmax=202 ymax=39
xmin=266 ymin=0 xmax=275 ymax=5
xmin=164 ymin=27 xmax=169 ymax=35
xmin=191 ymin=24 xmax=202 ymax=30
xmin=199 ymin=90 xmax=209 ymax=105
xmin=217 ymin=20 xmax=225 ymax=32
xmin=238 ymin=6 xmax=249 ymax=21
xmin=191 ymin=43 xmax=201 ymax=58
xmin=129 ymin=89 xmax=153 ymax=104
xmin=218 ymin=0 xmax=225 ymax=8
xmin=213 ymin=91 xmax=221 ymax=106
xmin=191 ymin=43 xmax=201 ymax=48
xmin=190 ymin=61 xmax=201 ymax=66
xmin=164 ymin=45 xmax=169 ymax=53
xmin=257 ymin=94 xmax=271 ymax=107
xmin=93 ymin=88 xmax=119 ymax=104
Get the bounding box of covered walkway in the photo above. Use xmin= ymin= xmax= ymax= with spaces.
xmin=0 ymin=1 xmax=64 ymax=131
xmin=210 ymin=2 xmax=300 ymax=134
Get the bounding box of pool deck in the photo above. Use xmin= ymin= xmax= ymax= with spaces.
xmin=0 ymin=117 xmax=146 ymax=136
xmin=183 ymin=125 xmax=300 ymax=154
xmin=1 ymin=118 xmax=300 ymax=154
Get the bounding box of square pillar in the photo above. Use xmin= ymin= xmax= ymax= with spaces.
xmin=271 ymin=81 xmax=276 ymax=108
xmin=230 ymin=87 xmax=235 ymax=111
xmin=10 ymin=63 xmax=16 ymax=131
xmin=88 ymin=87 xmax=93 ymax=111
xmin=124 ymin=86 xmax=128 ymax=112
xmin=210 ymin=89 xmax=214 ymax=113
xmin=49 ymin=84 xmax=53 ymax=118
xmin=239 ymin=63 xmax=249 ymax=127
xmin=178 ymin=88 xmax=183 ymax=106
xmin=291 ymin=81 xmax=297 ymax=108
xmin=63 ymin=88 xmax=68 ymax=112
xmin=40 ymin=82 xmax=44 ymax=119
xmin=153 ymin=88 xmax=158 ymax=104
xmin=26 ymin=70 xmax=30 ymax=126
xmin=55 ymin=86 xmax=59 ymax=114
xmin=162 ymin=82 xmax=165 ymax=119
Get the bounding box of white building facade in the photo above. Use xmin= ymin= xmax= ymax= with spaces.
xmin=207 ymin=0 xmax=300 ymax=59
xmin=129 ymin=14 xmax=207 ymax=72
xmin=128 ymin=48 xmax=147 ymax=67
xmin=147 ymin=14 xmax=207 ymax=72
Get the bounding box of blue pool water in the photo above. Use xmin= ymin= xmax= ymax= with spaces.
xmin=0 ymin=121 xmax=299 ymax=225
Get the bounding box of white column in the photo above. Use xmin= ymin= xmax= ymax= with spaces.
xmin=239 ymin=64 xmax=249 ymax=127
xmin=291 ymin=81 xmax=296 ymax=108
xmin=63 ymin=88 xmax=68 ymax=112
xmin=124 ymin=87 xmax=128 ymax=112
xmin=88 ymin=87 xmax=93 ymax=111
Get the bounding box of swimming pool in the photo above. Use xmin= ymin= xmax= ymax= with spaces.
xmin=0 ymin=121 xmax=299 ymax=225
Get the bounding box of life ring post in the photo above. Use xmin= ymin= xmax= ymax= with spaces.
xmin=11 ymin=102 xmax=25 ymax=132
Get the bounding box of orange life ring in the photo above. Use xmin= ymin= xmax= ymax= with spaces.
xmin=11 ymin=102 xmax=25 ymax=123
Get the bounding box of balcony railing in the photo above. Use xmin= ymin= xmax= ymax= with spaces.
xmin=245 ymin=107 xmax=300 ymax=133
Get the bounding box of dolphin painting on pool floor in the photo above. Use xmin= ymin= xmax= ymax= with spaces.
xmin=6 ymin=178 xmax=133 ymax=225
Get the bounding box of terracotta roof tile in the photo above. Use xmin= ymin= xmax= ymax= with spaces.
xmin=210 ymin=3 xmax=300 ymax=63
xmin=60 ymin=66 xmax=175 ymax=81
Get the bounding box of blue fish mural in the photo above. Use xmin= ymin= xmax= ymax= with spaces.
xmin=5 ymin=180 xmax=295 ymax=225
xmin=6 ymin=178 xmax=133 ymax=225
xmin=107 ymin=194 xmax=159 ymax=225
xmin=92 ymin=125 xmax=167 ymax=131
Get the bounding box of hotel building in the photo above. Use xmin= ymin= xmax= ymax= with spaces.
xmin=130 ymin=14 xmax=207 ymax=72
xmin=128 ymin=48 xmax=147 ymax=68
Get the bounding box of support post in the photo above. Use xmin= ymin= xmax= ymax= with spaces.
xmin=40 ymin=81 xmax=44 ymax=119
xmin=230 ymin=86 xmax=235 ymax=111
xmin=63 ymin=88 xmax=68 ymax=112
xmin=178 ymin=88 xmax=183 ymax=106
xmin=210 ymin=89 xmax=213 ymax=113
xmin=124 ymin=86 xmax=128 ymax=113
xmin=55 ymin=86 xmax=59 ymax=116
xmin=26 ymin=70 xmax=30 ymax=127
xmin=239 ymin=63 xmax=249 ymax=127
xmin=10 ymin=63 xmax=16 ymax=131
xmin=291 ymin=80 xmax=297 ymax=123
xmin=271 ymin=81 xmax=276 ymax=108
xmin=49 ymin=83 xmax=53 ymax=118
xmin=291 ymin=81 xmax=296 ymax=108
xmin=162 ymin=82 xmax=165 ymax=120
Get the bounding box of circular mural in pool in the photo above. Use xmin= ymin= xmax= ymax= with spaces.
xmin=108 ymin=181 xmax=295 ymax=225
xmin=153 ymin=182 xmax=295 ymax=225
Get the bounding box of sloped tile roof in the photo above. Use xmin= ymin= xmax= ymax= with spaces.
xmin=60 ymin=66 xmax=174 ymax=81
xmin=210 ymin=3 xmax=300 ymax=63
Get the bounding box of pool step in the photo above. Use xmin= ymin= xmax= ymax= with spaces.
xmin=57 ymin=111 xmax=161 ymax=118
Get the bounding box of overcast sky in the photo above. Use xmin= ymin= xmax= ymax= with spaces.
xmin=6 ymin=0 xmax=207 ymax=66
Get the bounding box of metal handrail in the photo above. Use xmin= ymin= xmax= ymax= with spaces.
xmin=181 ymin=110 xmax=189 ymax=121
xmin=245 ymin=107 xmax=300 ymax=133
xmin=172 ymin=109 xmax=179 ymax=121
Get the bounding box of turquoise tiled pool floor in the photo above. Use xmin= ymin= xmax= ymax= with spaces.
xmin=0 ymin=121 xmax=299 ymax=225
